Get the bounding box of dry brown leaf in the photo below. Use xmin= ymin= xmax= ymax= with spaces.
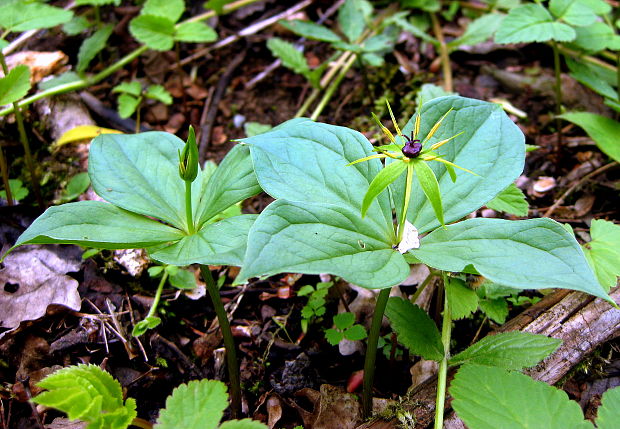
xmin=3 ymin=51 xmax=68 ymax=84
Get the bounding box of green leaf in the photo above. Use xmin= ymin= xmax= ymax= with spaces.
xmin=385 ymin=297 xmax=444 ymax=361
xmin=0 ymin=65 xmax=31 ymax=105
xmin=571 ymin=22 xmax=616 ymax=52
xmin=451 ymin=365 xmax=594 ymax=429
xmin=361 ymin=160 xmax=407 ymax=217
xmin=446 ymin=278 xmax=479 ymax=320
xmin=155 ymin=379 xmax=228 ymax=429
xmin=266 ymin=38 xmax=310 ymax=76
xmin=0 ymin=179 xmax=28 ymax=202
xmin=39 ymin=72 xmax=81 ymax=91
xmin=597 ymin=387 xmax=620 ymax=429
xmin=59 ymin=172 xmax=91 ymax=203
xmin=76 ymin=0 xmax=121 ymax=5
xmin=582 ymin=219 xmax=620 ymax=290
xmin=413 ymin=160 xmax=444 ymax=227
xmin=0 ymin=0 xmax=73 ymax=32
xmin=63 ymin=16 xmax=93 ymax=36
xmin=338 ymin=0 xmax=372 ymax=42
xmin=204 ymin=0 xmax=234 ymax=15
xmin=279 ymin=20 xmax=341 ymax=43
xmin=549 ymin=0 xmax=598 ymax=27
xmin=3 ymin=201 xmax=183 ymax=257
xmin=486 ymin=183 xmax=529 ymax=216
xmin=219 ymin=420 xmax=268 ymax=429
xmin=145 ymin=85 xmax=173 ymax=104
xmin=129 ymin=15 xmax=176 ymax=51
xmin=77 ymin=24 xmax=113 ymax=73
xmin=113 ymin=81 xmax=142 ymax=97
xmin=479 ymin=298 xmax=509 ymax=324
xmin=325 ymin=329 xmax=345 ymax=345
xmin=244 ymin=122 xmax=272 ymax=137
xmin=149 ymin=215 xmax=257 ymax=267
xmin=559 ymin=112 xmax=620 ymax=163
xmin=117 ymin=94 xmax=141 ymax=119
xmin=449 ymin=332 xmax=562 ymax=370
xmin=195 ymin=144 xmax=261 ymax=229
xmin=174 ymin=21 xmax=217 ymax=43
xmin=132 ymin=316 xmax=161 ymax=336
xmin=447 ymin=13 xmax=504 ymax=50
xmin=33 ymin=364 xmax=136 ymax=428
xmin=169 ymin=269 xmax=196 ymax=290
xmin=411 ymin=218 xmax=613 ymax=304
xmin=394 ymin=96 xmax=525 ymax=234
xmin=334 ymin=312 xmax=355 ymax=330
xmin=494 ymin=4 xmax=576 ymax=44
xmin=142 ymin=0 xmax=184 ymax=23
xmin=386 ymin=13 xmax=438 ymax=45
xmin=344 ymin=324 xmax=367 ymax=341
xmin=362 ymin=34 xmax=393 ymax=53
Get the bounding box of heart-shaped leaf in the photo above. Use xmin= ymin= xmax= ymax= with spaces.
xmin=411 ymin=217 xmax=613 ymax=304
xmin=392 ymin=96 xmax=525 ymax=233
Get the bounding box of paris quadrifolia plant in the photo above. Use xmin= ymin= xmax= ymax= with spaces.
xmin=0 ymin=126 xmax=261 ymax=418
xmin=234 ymin=94 xmax=617 ymax=425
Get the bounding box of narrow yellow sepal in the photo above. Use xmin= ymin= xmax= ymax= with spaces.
xmin=424 ymin=108 xmax=454 ymax=142
xmin=430 ymin=131 xmax=464 ymax=150
xmin=372 ymin=112 xmax=395 ymax=143
xmin=385 ymin=99 xmax=402 ymax=137
xmin=347 ymin=153 xmax=388 ymax=166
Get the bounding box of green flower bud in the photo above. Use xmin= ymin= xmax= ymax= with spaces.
xmin=178 ymin=126 xmax=199 ymax=182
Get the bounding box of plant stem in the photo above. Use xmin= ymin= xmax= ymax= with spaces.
xmin=200 ymin=265 xmax=241 ymax=419
xmin=146 ymin=270 xmax=169 ymax=320
xmin=362 ymin=287 xmax=391 ymax=418
xmin=397 ymin=164 xmax=414 ymax=242
xmin=431 ymin=13 xmax=453 ymax=93
xmin=434 ymin=273 xmax=452 ymax=429
xmin=552 ymin=41 xmax=563 ymax=156
xmin=131 ymin=417 xmax=153 ymax=429
xmin=310 ymin=53 xmax=357 ymax=120
xmin=0 ymin=52 xmax=43 ymax=208
xmin=184 ymin=180 xmax=195 ymax=234
xmin=135 ymin=104 xmax=141 ymax=134
xmin=0 ymin=144 xmax=13 ymax=206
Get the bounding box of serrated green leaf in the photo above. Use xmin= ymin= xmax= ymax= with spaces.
xmin=117 ymin=93 xmax=140 ymax=118
xmin=451 ymin=365 xmax=594 ymax=429
xmin=486 ymin=183 xmax=528 ymax=216
xmin=279 ymin=20 xmax=341 ymax=43
xmin=334 ymin=312 xmax=355 ymax=330
xmin=413 ymin=160 xmax=444 ymax=226
xmin=145 ymin=85 xmax=172 ymax=104
xmin=0 ymin=0 xmax=73 ymax=32
xmin=77 ymin=24 xmax=113 ymax=73
xmin=446 ymin=278 xmax=479 ymax=320
xmin=559 ymin=112 xmax=620 ymax=163
xmin=393 ymin=96 xmax=525 ymax=234
xmin=338 ymin=0 xmax=372 ymax=42
xmin=175 ymin=21 xmax=217 ymax=43
xmin=597 ymin=387 xmax=620 ymax=429
xmin=385 ymin=297 xmax=444 ymax=361
xmin=344 ymin=324 xmax=367 ymax=341
xmin=411 ymin=218 xmax=613 ymax=304
xmin=325 ymin=329 xmax=345 ymax=345
xmin=479 ymin=298 xmax=509 ymax=324
xmin=571 ymin=22 xmax=615 ymax=52
xmin=155 ymin=379 xmax=228 ymax=429
xmin=129 ymin=15 xmax=176 ymax=51
xmin=549 ymin=0 xmax=598 ymax=27
xmin=362 ymin=160 xmax=407 ymax=217
xmin=447 ymin=13 xmax=504 ymax=50
xmin=0 ymin=65 xmax=31 ymax=105
xmin=267 ymin=38 xmax=310 ymax=76
xmin=219 ymin=420 xmax=268 ymax=429
xmin=449 ymin=332 xmax=562 ymax=369
xmin=113 ymin=81 xmax=142 ymax=97
xmin=582 ymin=219 xmax=620 ymax=290
xmin=142 ymin=0 xmax=184 ymax=23
xmin=495 ymin=4 xmax=576 ymax=43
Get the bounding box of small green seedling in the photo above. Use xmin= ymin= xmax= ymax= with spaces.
xmin=113 ymin=81 xmax=172 ymax=131
xmin=56 ymin=172 xmax=91 ymax=204
xmin=298 ymin=281 xmax=332 ymax=333
xmin=32 ymin=364 xmax=268 ymax=429
xmin=0 ymin=179 xmax=28 ymax=203
xmin=325 ymin=312 xmax=368 ymax=346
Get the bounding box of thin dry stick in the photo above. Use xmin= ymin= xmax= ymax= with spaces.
xmin=430 ymin=13 xmax=452 ymax=93
xmin=543 ymin=161 xmax=618 ymax=217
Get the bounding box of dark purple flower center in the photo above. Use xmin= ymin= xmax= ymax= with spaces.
xmin=402 ymin=138 xmax=422 ymax=158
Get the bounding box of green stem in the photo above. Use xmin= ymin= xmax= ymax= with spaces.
xmin=200 ymin=265 xmax=241 ymax=419
xmin=410 ymin=269 xmax=436 ymax=304
xmin=434 ymin=273 xmax=452 ymax=429
xmin=552 ymin=41 xmax=563 ymax=155
xmin=616 ymin=51 xmax=619 ymax=103
xmin=397 ymin=164 xmax=414 ymax=242
xmin=0 ymin=52 xmax=43 ymax=208
xmin=362 ymin=287 xmax=391 ymax=418
xmin=147 ymin=270 xmax=169 ymax=320
xmin=130 ymin=417 xmax=153 ymax=429
xmin=310 ymin=53 xmax=357 ymax=120
xmin=184 ymin=180 xmax=195 ymax=234
xmin=0 ymin=141 xmax=13 ymax=206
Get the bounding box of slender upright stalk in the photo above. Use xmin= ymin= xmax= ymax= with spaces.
xmin=200 ymin=265 xmax=241 ymax=418
xmin=0 ymin=144 xmax=13 ymax=205
xmin=0 ymin=52 xmax=43 ymax=208
xmin=310 ymin=53 xmax=357 ymax=120
xmin=397 ymin=164 xmax=414 ymax=242
xmin=146 ymin=270 xmax=169 ymax=320
xmin=552 ymin=41 xmax=563 ymax=155
xmin=434 ymin=273 xmax=452 ymax=429
xmin=362 ymin=287 xmax=391 ymax=418
xmin=184 ymin=180 xmax=195 ymax=234
xmin=431 ymin=13 xmax=453 ymax=93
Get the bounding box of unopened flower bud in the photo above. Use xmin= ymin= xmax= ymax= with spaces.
xmin=179 ymin=126 xmax=199 ymax=182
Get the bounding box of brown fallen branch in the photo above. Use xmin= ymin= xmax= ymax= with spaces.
xmin=357 ymin=286 xmax=620 ymax=429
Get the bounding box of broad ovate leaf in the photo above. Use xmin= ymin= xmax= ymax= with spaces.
xmin=486 ymin=183 xmax=528 ymax=216
xmin=129 ymin=15 xmax=176 ymax=51
xmin=0 ymin=65 xmax=31 ymax=106
xmin=338 ymin=0 xmax=372 ymax=42
xmin=141 ymin=0 xmax=184 ymax=22
xmin=559 ymin=112 xmax=620 ymax=163
xmin=385 ymin=297 xmax=444 ymax=361
xmin=0 ymin=0 xmax=73 ymax=32
xmin=393 ymin=96 xmax=525 ymax=233
xmin=582 ymin=219 xmax=620 ymax=290
xmin=597 ymin=387 xmax=620 ymax=429
xmin=449 ymin=332 xmax=562 ymax=370
xmin=494 ymin=4 xmax=576 ymax=44
xmin=411 ymin=218 xmax=614 ymax=304
xmin=549 ymin=0 xmax=598 ymax=27
xmin=175 ymin=21 xmax=218 ymax=43
xmin=451 ymin=364 xmax=594 ymax=429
